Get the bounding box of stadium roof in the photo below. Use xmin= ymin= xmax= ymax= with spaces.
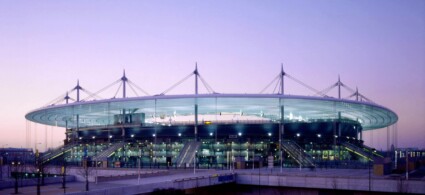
xmin=25 ymin=94 xmax=398 ymax=131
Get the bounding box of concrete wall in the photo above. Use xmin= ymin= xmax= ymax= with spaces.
xmin=44 ymin=166 xmax=167 ymax=182
xmin=66 ymin=173 xmax=235 ymax=195
xmin=0 ymin=175 xmax=75 ymax=190
xmin=236 ymin=173 xmax=425 ymax=194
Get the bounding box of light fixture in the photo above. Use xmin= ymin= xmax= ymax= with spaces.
xmin=178 ymin=133 xmax=181 ymax=137
xmin=317 ymin=134 xmax=321 ymax=138
xmin=152 ymin=134 xmax=156 ymax=137
xmin=131 ymin=134 xmax=134 ymax=138
xmin=238 ymin=132 xmax=242 ymax=136
xmin=268 ymin=133 xmax=272 ymax=136
xmin=210 ymin=132 xmax=213 ymax=136
xmin=296 ymin=133 xmax=300 ymax=137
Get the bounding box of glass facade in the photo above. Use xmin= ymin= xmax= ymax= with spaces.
xmin=25 ymin=94 xmax=398 ymax=169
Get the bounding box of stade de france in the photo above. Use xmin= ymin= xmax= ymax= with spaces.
xmin=24 ymin=66 xmax=399 ymax=170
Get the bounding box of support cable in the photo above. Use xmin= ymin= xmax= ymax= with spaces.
xmin=198 ymin=74 xmax=216 ymax=93
xmin=346 ymin=93 xmax=357 ymax=99
xmin=272 ymin=76 xmax=280 ymax=94
xmin=260 ymin=74 xmax=280 ymax=94
xmin=285 ymin=74 xmax=327 ymax=96
xmin=82 ymin=79 xmax=121 ymax=101
xmin=45 ymin=88 xmax=75 ymax=106
xmin=81 ymin=88 xmax=103 ymax=100
xmin=113 ymin=82 xmax=123 ymax=98
xmin=341 ymin=84 xmax=356 ymax=94
xmin=316 ymin=83 xmax=338 ymax=96
xmin=198 ymin=75 xmax=211 ymax=93
xmin=127 ymin=82 xmax=139 ymax=97
xmin=127 ymin=80 xmax=150 ymax=96
xmin=198 ymin=76 xmax=211 ymax=93
xmin=160 ymin=72 xmax=194 ymax=95
xmin=278 ymin=76 xmax=283 ymax=94
xmin=358 ymin=94 xmax=374 ymax=103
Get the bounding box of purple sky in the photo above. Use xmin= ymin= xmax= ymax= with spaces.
xmin=0 ymin=1 xmax=424 ymax=151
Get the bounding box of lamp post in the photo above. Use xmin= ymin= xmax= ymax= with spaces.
xmin=138 ymin=146 xmax=141 ymax=185
xmin=35 ymin=149 xmax=41 ymax=195
xmin=406 ymin=150 xmax=409 ymax=180
xmin=193 ymin=150 xmax=197 ymax=174
xmin=34 ymin=143 xmax=43 ymax=195
xmin=12 ymin=160 xmax=21 ymax=194
xmin=368 ymin=148 xmax=375 ymax=191
xmin=61 ymin=147 xmax=67 ymax=194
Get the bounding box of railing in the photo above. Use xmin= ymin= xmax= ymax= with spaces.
xmin=341 ymin=142 xmax=375 ymax=161
xmin=75 ymin=120 xmax=275 ymax=130
xmin=281 ymin=140 xmax=315 ymax=168
xmin=175 ymin=141 xmax=201 ymax=168
xmin=93 ymin=142 xmax=126 ymax=161
xmin=362 ymin=144 xmax=384 ymax=158
xmin=40 ymin=143 xmax=78 ymax=164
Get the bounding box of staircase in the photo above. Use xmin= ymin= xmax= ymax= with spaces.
xmin=93 ymin=142 xmax=126 ymax=161
xmin=362 ymin=144 xmax=384 ymax=158
xmin=341 ymin=142 xmax=383 ymax=161
xmin=281 ymin=140 xmax=316 ymax=168
xmin=175 ymin=141 xmax=201 ymax=168
xmin=40 ymin=143 xmax=77 ymax=164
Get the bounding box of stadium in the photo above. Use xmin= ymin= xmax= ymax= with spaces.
xmin=25 ymin=67 xmax=398 ymax=169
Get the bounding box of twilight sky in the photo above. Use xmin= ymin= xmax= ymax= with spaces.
xmin=0 ymin=0 xmax=424 ymax=151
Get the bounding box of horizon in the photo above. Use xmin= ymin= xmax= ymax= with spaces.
xmin=0 ymin=0 xmax=424 ymax=150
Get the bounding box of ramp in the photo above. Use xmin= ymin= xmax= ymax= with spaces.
xmin=281 ymin=140 xmax=315 ymax=168
xmin=175 ymin=141 xmax=201 ymax=168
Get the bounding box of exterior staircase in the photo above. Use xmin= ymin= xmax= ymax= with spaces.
xmin=174 ymin=141 xmax=201 ymax=168
xmin=40 ymin=143 xmax=77 ymax=164
xmin=341 ymin=142 xmax=383 ymax=161
xmin=281 ymin=140 xmax=316 ymax=168
xmin=93 ymin=142 xmax=126 ymax=161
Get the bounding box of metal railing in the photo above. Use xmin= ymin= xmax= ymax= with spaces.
xmin=175 ymin=141 xmax=200 ymax=168
xmin=281 ymin=140 xmax=316 ymax=168
xmin=93 ymin=142 xmax=126 ymax=161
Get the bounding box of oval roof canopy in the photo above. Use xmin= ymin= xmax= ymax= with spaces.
xmin=25 ymin=94 xmax=398 ymax=131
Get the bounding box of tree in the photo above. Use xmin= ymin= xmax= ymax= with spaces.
xmin=77 ymin=157 xmax=94 ymax=191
